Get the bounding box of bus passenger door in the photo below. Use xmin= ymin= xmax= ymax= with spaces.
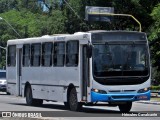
xmin=16 ymin=46 xmax=23 ymax=96
xmin=82 ymin=45 xmax=89 ymax=101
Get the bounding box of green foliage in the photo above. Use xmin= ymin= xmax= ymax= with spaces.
xmin=151 ymin=86 xmax=160 ymax=90
xmin=0 ymin=0 xmax=67 ymax=68
xmin=151 ymin=67 xmax=160 ymax=85
xmin=149 ymin=3 xmax=160 ymax=77
xmin=149 ymin=3 xmax=160 ymax=41
xmin=47 ymin=10 xmax=67 ymax=34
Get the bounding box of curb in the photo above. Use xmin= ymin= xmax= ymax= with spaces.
xmin=136 ymin=101 xmax=160 ymax=105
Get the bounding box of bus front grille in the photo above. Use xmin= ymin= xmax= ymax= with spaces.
xmin=109 ymin=90 xmax=136 ymax=93
xmin=111 ymin=95 xmax=134 ymax=100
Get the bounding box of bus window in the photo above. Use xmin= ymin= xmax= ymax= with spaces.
xmin=31 ymin=43 xmax=41 ymax=67
xmin=7 ymin=45 xmax=16 ymax=67
xmin=66 ymin=41 xmax=79 ymax=67
xmin=42 ymin=42 xmax=53 ymax=67
xmin=23 ymin=44 xmax=30 ymax=67
xmin=54 ymin=42 xmax=65 ymax=67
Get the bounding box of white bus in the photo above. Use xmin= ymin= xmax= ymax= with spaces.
xmin=7 ymin=30 xmax=151 ymax=112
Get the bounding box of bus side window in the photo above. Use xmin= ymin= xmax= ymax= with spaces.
xmin=42 ymin=42 xmax=53 ymax=67
xmin=54 ymin=42 xmax=65 ymax=67
xmin=31 ymin=43 xmax=41 ymax=67
xmin=23 ymin=44 xmax=30 ymax=67
xmin=7 ymin=45 xmax=16 ymax=67
xmin=66 ymin=41 xmax=79 ymax=67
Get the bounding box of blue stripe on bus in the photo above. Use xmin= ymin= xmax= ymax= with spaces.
xmin=91 ymin=90 xmax=150 ymax=102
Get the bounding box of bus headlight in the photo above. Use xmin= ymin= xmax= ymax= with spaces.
xmin=138 ymin=87 xmax=150 ymax=93
xmin=91 ymin=88 xmax=107 ymax=94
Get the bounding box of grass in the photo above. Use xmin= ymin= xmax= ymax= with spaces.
xmin=151 ymin=97 xmax=160 ymax=101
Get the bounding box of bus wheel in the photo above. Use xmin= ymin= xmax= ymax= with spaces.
xmin=118 ymin=102 xmax=132 ymax=113
xmin=69 ymin=88 xmax=82 ymax=111
xmin=26 ymin=86 xmax=43 ymax=106
xmin=26 ymin=86 xmax=33 ymax=106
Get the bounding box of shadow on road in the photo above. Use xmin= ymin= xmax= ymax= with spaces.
xmin=7 ymin=103 xmax=125 ymax=117
xmin=9 ymin=103 xmax=68 ymax=110
xmin=7 ymin=102 xmax=155 ymax=117
xmin=8 ymin=102 xmax=122 ymax=114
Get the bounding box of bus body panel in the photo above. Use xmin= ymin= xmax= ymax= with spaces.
xmin=7 ymin=67 xmax=16 ymax=95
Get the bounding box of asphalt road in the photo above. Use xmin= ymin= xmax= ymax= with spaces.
xmin=0 ymin=92 xmax=160 ymax=120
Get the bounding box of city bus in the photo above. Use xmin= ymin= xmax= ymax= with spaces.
xmin=6 ymin=30 xmax=151 ymax=112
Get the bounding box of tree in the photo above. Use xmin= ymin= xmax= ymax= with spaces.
xmin=148 ymin=3 xmax=160 ymax=84
xmin=149 ymin=3 xmax=160 ymax=41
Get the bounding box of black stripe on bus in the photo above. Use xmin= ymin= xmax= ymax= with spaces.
xmin=21 ymin=83 xmax=79 ymax=88
xmin=7 ymin=82 xmax=16 ymax=84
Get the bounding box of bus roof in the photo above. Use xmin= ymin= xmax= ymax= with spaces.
xmin=87 ymin=30 xmax=146 ymax=34
xmin=7 ymin=33 xmax=90 ymax=45
xmin=7 ymin=30 xmax=146 ymax=45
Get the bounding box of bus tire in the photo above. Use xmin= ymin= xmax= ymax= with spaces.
xmin=118 ymin=102 xmax=132 ymax=113
xmin=26 ymin=86 xmax=43 ymax=106
xmin=26 ymin=86 xmax=33 ymax=106
xmin=68 ymin=87 xmax=82 ymax=111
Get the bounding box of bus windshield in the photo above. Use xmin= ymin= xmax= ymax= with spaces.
xmin=93 ymin=43 xmax=149 ymax=77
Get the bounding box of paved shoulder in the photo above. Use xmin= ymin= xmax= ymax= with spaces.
xmin=136 ymin=100 xmax=160 ymax=105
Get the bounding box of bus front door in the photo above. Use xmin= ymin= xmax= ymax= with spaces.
xmin=82 ymin=45 xmax=89 ymax=101
xmin=16 ymin=47 xmax=22 ymax=96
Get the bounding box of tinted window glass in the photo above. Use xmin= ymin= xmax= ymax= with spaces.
xmin=54 ymin=42 xmax=65 ymax=66
xmin=66 ymin=41 xmax=79 ymax=66
xmin=31 ymin=43 xmax=41 ymax=66
xmin=7 ymin=45 xmax=16 ymax=67
xmin=42 ymin=42 xmax=53 ymax=66
xmin=23 ymin=44 xmax=30 ymax=66
xmin=0 ymin=72 xmax=6 ymax=78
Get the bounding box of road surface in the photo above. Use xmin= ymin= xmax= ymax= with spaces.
xmin=0 ymin=92 xmax=159 ymax=120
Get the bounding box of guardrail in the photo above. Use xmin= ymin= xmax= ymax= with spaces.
xmin=151 ymin=90 xmax=160 ymax=97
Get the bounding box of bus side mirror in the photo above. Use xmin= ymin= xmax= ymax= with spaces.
xmin=87 ymin=45 xmax=92 ymax=58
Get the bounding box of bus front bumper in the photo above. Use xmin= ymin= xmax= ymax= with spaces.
xmin=91 ymin=90 xmax=150 ymax=102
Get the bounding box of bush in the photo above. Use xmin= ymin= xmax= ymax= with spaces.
xmin=151 ymin=67 xmax=160 ymax=85
xmin=151 ymin=86 xmax=160 ymax=90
